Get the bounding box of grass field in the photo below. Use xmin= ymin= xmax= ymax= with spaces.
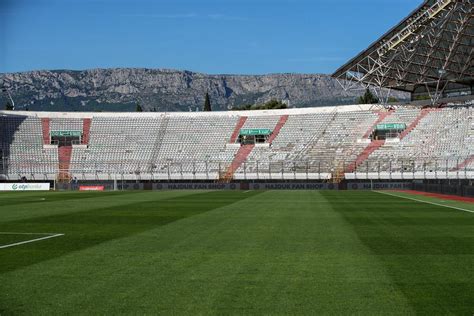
xmin=0 ymin=190 xmax=473 ymax=315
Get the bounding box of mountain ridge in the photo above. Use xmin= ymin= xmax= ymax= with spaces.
xmin=0 ymin=68 xmax=408 ymax=112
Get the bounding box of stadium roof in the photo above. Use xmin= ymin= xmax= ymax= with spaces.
xmin=333 ymin=0 xmax=473 ymax=102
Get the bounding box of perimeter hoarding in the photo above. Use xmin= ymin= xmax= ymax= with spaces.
xmin=0 ymin=183 xmax=50 ymax=191
xmin=347 ymin=182 xmax=412 ymax=190
xmin=153 ymin=183 xmax=239 ymax=190
xmin=248 ymin=183 xmax=337 ymax=190
xmin=79 ymin=186 xmax=105 ymax=191
xmin=152 ymin=183 xmax=337 ymax=190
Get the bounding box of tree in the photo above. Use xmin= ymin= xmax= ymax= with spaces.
xmin=4 ymin=102 xmax=13 ymax=111
xmin=262 ymin=99 xmax=287 ymax=110
xmin=136 ymin=103 xmax=143 ymax=112
xmin=358 ymin=88 xmax=379 ymax=104
xmin=231 ymin=99 xmax=288 ymax=111
xmin=203 ymin=92 xmax=212 ymax=111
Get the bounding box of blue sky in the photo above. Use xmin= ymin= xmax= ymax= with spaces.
xmin=1 ymin=0 xmax=420 ymax=74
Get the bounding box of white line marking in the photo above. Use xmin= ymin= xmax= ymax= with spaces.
xmin=243 ymin=190 xmax=252 ymax=193
xmin=0 ymin=233 xmax=64 ymax=249
xmin=374 ymin=191 xmax=474 ymax=214
xmin=0 ymin=232 xmax=58 ymax=235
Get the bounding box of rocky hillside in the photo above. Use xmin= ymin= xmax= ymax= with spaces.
xmin=0 ymin=68 xmax=408 ymax=112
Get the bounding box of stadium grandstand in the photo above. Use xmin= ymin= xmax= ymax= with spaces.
xmin=0 ymin=0 xmax=473 ymax=191
xmin=0 ymin=104 xmax=473 ymax=185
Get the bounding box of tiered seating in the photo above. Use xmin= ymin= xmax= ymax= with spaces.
xmin=50 ymin=118 xmax=83 ymax=132
xmin=234 ymin=114 xmax=293 ymax=179
xmin=267 ymin=115 xmax=288 ymax=144
xmin=151 ymin=115 xmax=239 ymax=180
xmin=229 ymin=116 xmax=247 ymax=143
xmin=231 ymin=110 xmax=380 ymax=179
xmin=222 ymin=144 xmax=255 ymax=181
xmin=1 ymin=105 xmax=472 ymax=181
xmin=236 ymin=113 xmax=334 ymax=176
xmin=1 ymin=116 xmax=58 ymax=179
xmin=324 ymin=111 xmax=377 ymax=160
xmin=71 ymin=117 xmax=162 ymax=177
xmin=379 ymin=108 xmax=421 ymax=128
xmin=241 ymin=115 xmax=280 ymax=130
xmin=290 ymin=111 xmax=379 ymax=173
xmin=352 ymin=107 xmax=474 ymax=178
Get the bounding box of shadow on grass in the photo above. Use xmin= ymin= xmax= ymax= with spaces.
xmin=0 ymin=191 xmax=142 ymax=208
xmin=321 ymin=191 xmax=474 ymax=315
xmin=0 ymin=191 xmax=263 ymax=273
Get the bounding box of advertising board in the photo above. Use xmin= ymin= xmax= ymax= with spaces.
xmin=347 ymin=182 xmax=412 ymax=190
xmin=79 ymin=186 xmax=105 ymax=191
xmin=0 ymin=183 xmax=50 ymax=191
xmin=153 ymin=183 xmax=239 ymax=190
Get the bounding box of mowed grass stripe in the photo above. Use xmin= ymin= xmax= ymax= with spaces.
xmin=321 ymin=191 xmax=474 ymax=314
xmin=3 ymin=190 xmax=413 ymax=315
xmin=0 ymin=190 xmax=472 ymax=314
xmin=198 ymin=191 xmax=413 ymax=314
xmin=0 ymin=190 xmax=263 ymax=274
xmin=0 ymin=191 xmax=140 ymax=207
xmin=0 ymin=190 xmax=205 ymax=223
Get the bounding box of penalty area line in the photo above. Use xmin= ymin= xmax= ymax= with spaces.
xmin=374 ymin=191 xmax=474 ymax=214
xmin=0 ymin=232 xmax=59 ymax=235
xmin=0 ymin=233 xmax=65 ymax=249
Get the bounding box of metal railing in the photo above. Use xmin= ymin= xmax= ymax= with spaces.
xmin=1 ymin=157 xmax=473 ymax=181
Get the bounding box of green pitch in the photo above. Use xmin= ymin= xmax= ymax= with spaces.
xmin=0 ymin=190 xmax=473 ymax=315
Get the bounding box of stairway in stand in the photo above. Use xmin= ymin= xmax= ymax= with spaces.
xmin=220 ymin=144 xmax=255 ymax=183
xmin=58 ymin=146 xmax=73 ymax=181
xmin=229 ymin=116 xmax=248 ymax=143
xmin=330 ymin=167 xmax=346 ymax=184
xmin=150 ymin=116 xmax=170 ymax=169
xmin=267 ymin=115 xmax=288 ymax=144
xmin=362 ymin=111 xmax=393 ymax=139
xmin=346 ymin=140 xmax=385 ymax=173
xmin=345 ymin=108 xmax=435 ymax=174
xmin=399 ymin=108 xmax=435 ymax=140
xmin=451 ymin=155 xmax=474 ymax=172
xmin=221 ymin=114 xmax=289 ymax=182
xmin=82 ymin=118 xmax=92 ymax=145
xmin=41 ymin=118 xmax=51 ymax=145
xmin=342 ymin=111 xmax=393 ymax=176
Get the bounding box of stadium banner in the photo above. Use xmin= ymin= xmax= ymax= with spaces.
xmin=347 ymin=182 xmax=412 ymax=190
xmin=248 ymin=183 xmax=337 ymax=190
xmin=153 ymin=183 xmax=240 ymax=190
xmin=50 ymin=130 xmax=82 ymax=137
xmin=239 ymin=129 xmax=272 ymax=136
xmin=79 ymin=185 xmax=105 ymax=191
xmin=375 ymin=123 xmax=406 ymax=131
xmin=0 ymin=183 xmax=50 ymax=191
